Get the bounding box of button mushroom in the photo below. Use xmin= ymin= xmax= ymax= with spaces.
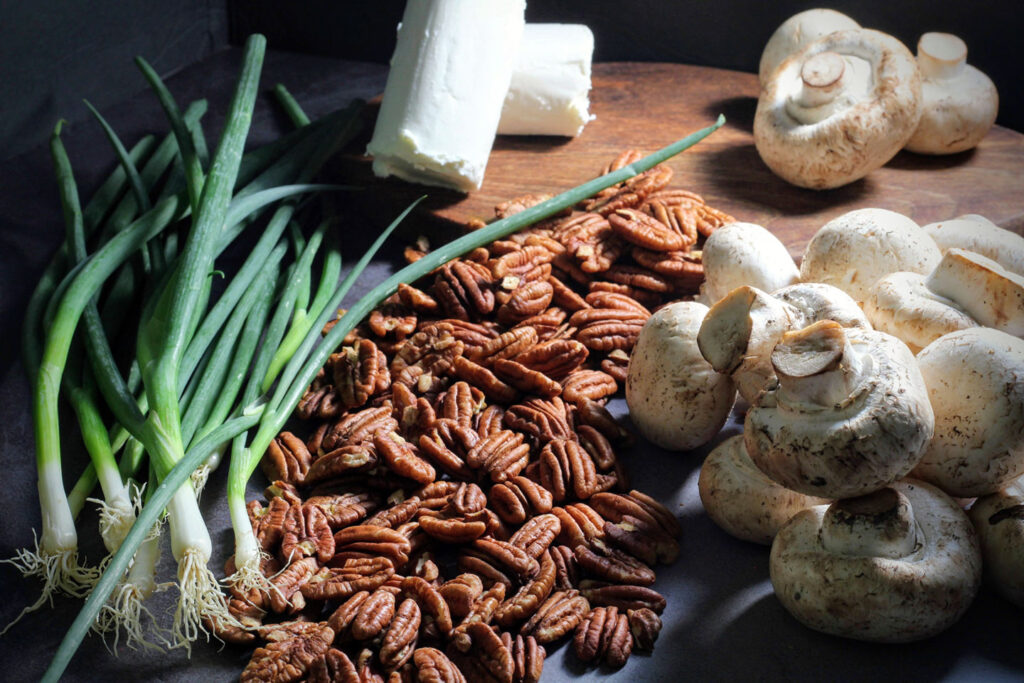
xmin=754 ymin=29 xmax=922 ymax=189
xmin=758 ymin=8 xmax=860 ymax=87
xmin=912 ymin=327 xmax=1024 ymax=497
xmin=925 ymin=248 xmax=1024 ymax=337
xmin=699 ymin=435 xmax=829 ymax=545
xmin=625 ymin=302 xmax=736 ymax=451
xmin=745 ymin=321 xmax=934 ymax=499
xmin=770 ymin=479 xmax=982 ymax=642
xmin=924 ymin=214 xmax=1024 ymax=277
xmin=799 ymin=208 xmax=941 ymax=304
xmin=864 ymin=271 xmax=979 ymax=353
xmin=904 ymin=33 xmax=999 ymax=155
xmin=698 ymin=283 xmax=869 ymax=404
xmin=697 ymin=222 xmax=800 ymax=307
xmin=967 ymin=477 xmax=1024 ymax=607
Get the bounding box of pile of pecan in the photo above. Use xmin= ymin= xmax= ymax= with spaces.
xmin=223 ymin=152 xmax=733 ymax=682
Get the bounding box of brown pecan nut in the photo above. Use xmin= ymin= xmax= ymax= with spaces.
xmin=586 ymin=280 xmax=661 ymax=307
xmin=365 ymin=497 xmax=422 ymax=530
xmin=379 ymin=597 xmax=421 ymax=672
xmin=374 ymin=431 xmax=436 ymax=485
xmin=608 ymin=207 xmax=686 ymax=252
xmin=466 ymin=430 xmax=530 ymax=484
xmin=489 ymin=476 xmax=555 ymax=526
xmin=575 ymin=541 xmax=656 ymax=586
xmin=604 ymin=516 xmax=680 ymax=566
xmin=503 ymin=397 xmax=574 ymax=444
xmin=397 ymin=282 xmax=440 ymax=315
xmin=489 ymin=245 xmax=555 ymax=280
xmin=521 ymin=589 xmax=590 ymax=645
xmin=561 ymin=369 xmax=618 ymax=405
xmin=412 ymin=647 xmax=467 ymax=683
xmin=696 ymin=202 xmax=735 ymax=236
xmin=241 ymin=622 xmax=334 ymax=683
xmin=434 ymin=261 xmax=495 ymax=321
xmin=456 ymin=622 xmax=514 ymax=683
xmin=307 ymin=647 xmax=359 ymax=683
xmin=539 ymin=439 xmax=608 ymax=502
xmin=470 ymin=538 xmax=540 ymax=583
xmin=351 ymin=588 xmax=397 ymax=641
xmin=212 ymin=596 xmax=264 ymax=645
xmin=599 ymin=349 xmax=630 ymax=384
xmin=553 ymin=213 xmax=623 ymax=274
xmin=394 ymin=384 xmax=438 ymax=440
xmin=305 ymin=492 xmax=379 ymax=531
xmin=573 ymin=399 xmax=633 ymax=444
xmin=281 ymin=503 xmax=335 ymax=564
xmin=332 ymin=339 xmax=392 ymax=410
xmin=321 ymin=406 xmax=398 ymax=452
xmin=630 ymin=246 xmax=704 ymax=288
xmin=552 ymin=504 xmax=607 ymax=549
xmin=494 ymin=550 xmax=557 ymax=629
xmin=419 ymin=426 xmax=475 ymax=481
xmin=303 ymin=560 xmax=395 ymax=602
xmin=501 ymin=633 xmax=546 ymax=683
xmin=457 ymin=551 xmax=514 ymax=591
xmin=509 ymin=514 xmax=562 ymax=560
xmin=391 ymin=323 xmax=465 ymax=390
xmin=439 ymin=574 xmax=484 ymax=620
xmin=579 ymin=583 xmax=666 ymax=614
xmin=495 ymin=193 xmax=554 ymax=219
xmin=469 ymin=326 xmax=538 ymax=365
xmin=269 ymin=557 xmax=319 ymax=614
xmin=304 ymin=443 xmax=378 ymax=486
xmin=402 ymin=576 xmax=454 ymax=636
xmin=248 ymin=496 xmax=290 ymax=555
xmin=549 ymin=545 xmax=579 ymax=591
xmin=496 ymin=281 xmax=554 ymax=326
xmin=576 ymin=425 xmax=617 ymax=472
xmin=450 ymin=582 xmax=507 ymax=652
xmin=356 ymin=647 xmax=386 ymax=682
xmin=446 ymin=482 xmax=488 ymax=516
xmin=297 ymin=381 xmax=344 ymax=421
xmin=333 ymin=526 xmax=413 ymax=567
xmin=262 ymin=432 xmax=314 ymax=486
xmin=643 ymin=197 xmax=700 ymax=246
xmin=439 ymin=381 xmax=485 ymax=430
xmin=327 ymin=590 xmax=371 ymax=637
xmin=586 ymin=164 xmax=672 ymax=215
xmin=628 ymin=607 xmax=663 ymax=651
xmin=512 ymin=339 xmax=588 ymax=381
xmin=417 ymin=513 xmax=487 ymax=544
xmin=573 ymin=605 xmax=633 ymax=668
xmin=603 ymin=264 xmax=673 ymax=293
xmin=368 ymin=296 xmax=418 ymax=339
xmin=452 ymin=355 xmax=519 ymax=405
xmin=476 ymin=404 xmax=506 ymax=437
xmin=628 ymin=489 xmax=682 ymax=538
xmin=547 ymin=275 xmax=590 ymax=312
xmin=582 ymin=291 xmax=651 ymax=318
xmin=491 ymin=358 xmax=562 ymax=399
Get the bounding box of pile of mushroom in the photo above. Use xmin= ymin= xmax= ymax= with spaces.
xmin=755 ymin=10 xmax=1000 ymax=188
xmin=624 ymin=207 xmax=1024 ymax=642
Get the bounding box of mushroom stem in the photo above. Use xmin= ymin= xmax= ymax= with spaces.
xmin=917 ymin=33 xmax=967 ymax=80
xmin=800 ymin=52 xmax=847 ymax=105
xmin=820 ymin=488 xmax=919 ymax=559
xmin=772 ymin=321 xmax=868 ymax=408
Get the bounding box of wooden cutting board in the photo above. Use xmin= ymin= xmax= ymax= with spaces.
xmin=338 ymin=62 xmax=1024 ymax=256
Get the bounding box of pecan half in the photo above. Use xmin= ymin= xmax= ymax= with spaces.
xmin=269 ymin=557 xmax=319 ymax=614
xmin=439 ymin=574 xmax=484 ymax=620
xmin=570 ymin=308 xmax=646 ymax=353
xmin=561 ymin=369 xmax=618 ymax=405
xmin=350 ymin=588 xmax=397 ymax=641
xmin=304 ymin=443 xmax=378 ymax=486
xmin=579 ymin=583 xmax=666 ymax=614
xmin=333 ymin=526 xmax=413 ymax=568
xmin=608 ymin=207 xmax=686 ymax=252
xmin=248 ymin=497 xmax=290 ymax=555
xmin=489 ymin=477 xmax=554 ymax=525
xmin=628 ymin=607 xmax=663 ymax=651
xmin=451 ymin=582 xmax=507 ymax=652
xmin=375 ymin=431 xmax=436 ymax=485
xmin=512 ymin=339 xmax=589 ymax=381
xmin=305 ymin=492 xmax=379 ymax=531
xmin=380 ymin=597 xmax=421 ymax=671
xmin=470 ymin=538 xmax=540 ymax=583
xmin=434 ymin=261 xmax=495 ymax=321
xmin=509 ymin=514 xmax=561 ymax=560
xmin=321 ymin=406 xmax=397 ymax=452
xmin=332 ymin=339 xmax=391 ymax=409
xmin=412 ymin=647 xmax=467 ymax=683
xmin=439 ymin=381 xmax=485 ymax=430
xmin=302 ymin=560 xmax=395 ymax=602
xmin=540 ymin=439 xmax=613 ymax=502
xmin=391 ymin=323 xmax=464 ymax=390
xmin=297 ymin=378 xmax=344 ymax=421
xmin=549 ymin=545 xmax=579 ymax=591
xmin=328 ymin=590 xmax=371 ymax=638
xmin=262 ymin=432 xmax=314 ymax=486
xmin=600 ymin=349 xmax=630 ymax=384
xmin=402 ymin=576 xmax=454 ymax=636
xmin=469 ymin=326 xmax=538 ymax=365
xmin=452 ymin=356 xmax=519 ymax=405
xmin=573 ymin=605 xmax=633 ymax=668
xmin=281 ymin=503 xmax=335 ymax=564
xmin=503 ymin=397 xmax=574 ymax=444
xmin=575 ymin=540 xmax=656 ymax=586
xmin=497 ymin=281 xmax=554 ymax=326
xmin=417 ymin=513 xmax=488 ymax=544
xmin=501 ymin=633 xmax=545 ymax=683
xmin=241 ymin=622 xmax=334 ymax=683
xmin=397 ymin=282 xmax=440 ymax=315
xmin=494 ymin=550 xmax=557 ymax=629
xmin=308 ymin=648 xmax=359 ymax=683
xmin=466 ymin=430 xmax=530 ymax=484
xmin=520 ymin=589 xmax=590 ymax=645
xmin=491 ymin=358 xmax=562 ymax=399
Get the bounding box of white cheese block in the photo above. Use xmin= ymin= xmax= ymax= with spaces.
xmin=366 ymin=0 xmax=526 ymax=192
xmin=498 ymin=24 xmax=596 ymax=137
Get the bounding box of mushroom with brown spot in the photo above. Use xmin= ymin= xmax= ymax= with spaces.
xmin=967 ymin=477 xmax=1024 ymax=607
xmin=925 ymin=248 xmax=1024 ymax=337
xmin=904 ymin=33 xmax=999 ymax=155
xmin=770 ymin=479 xmax=982 ymax=642
xmin=924 ymin=214 xmax=1024 ymax=276
xmin=699 ymin=435 xmax=829 ymax=545
xmin=799 ymin=208 xmax=941 ymax=304
xmin=697 ymin=222 xmax=800 ymax=307
xmin=625 ymin=302 xmax=735 ymax=451
xmin=754 ymin=29 xmax=922 ymax=189
xmin=912 ymin=327 xmax=1024 ymax=497
xmin=758 ymin=8 xmax=861 ymax=87
xmin=697 ymin=283 xmax=869 ymax=405
xmin=864 ymin=270 xmax=979 ymax=353
xmin=745 ymin=321 xmax=934 ymax=499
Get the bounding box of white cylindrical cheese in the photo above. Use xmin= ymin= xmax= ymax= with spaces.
xmin=367 ymin=0 xmax=526 ymax=192
xmin=498 ymin=23 xmax=595 ymax=137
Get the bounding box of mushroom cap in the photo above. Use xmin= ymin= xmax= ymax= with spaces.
xmin=905 ymin=33 xmax=999 ymax=155
xmin=626 ymin=301 xmax=736 ymax=451
xmin=699 ymin=435 xmax=830 ymax=545
xmin=758 ymin=9 xmax=861 ymax=86
xmin=925 ymin=248 xmax=1024 ymax=337
xmin=771 ymin=479 xmax=982 ymax=642
xmin=746 ymin=325 xmax=934 ymax=499
xmin=754 ymin=29 xmax=922 ymax=189
xmin=913 ymin=327 xmax=1024 ymax=497
xmin=967 ymin=478 xmax=1024 ymax=607
xmin=800 ymin=208 xmax=941 ymax=303
xmin=771 ymin=282 xmax=870 ymax=330
xmin=864 ymin=271 xmax=978 ymax=353
xmin=924 ymin=214 xmax=1024 ymax=277
xmin=697 ymin=222 xmax=800 ymax=306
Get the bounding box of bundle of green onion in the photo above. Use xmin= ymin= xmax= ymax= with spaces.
xmin=2 ymin=30 xmax=724 ymax=681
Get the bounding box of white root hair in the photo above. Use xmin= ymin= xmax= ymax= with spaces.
xmin=172 ymin=548 xmax=239 ymax=652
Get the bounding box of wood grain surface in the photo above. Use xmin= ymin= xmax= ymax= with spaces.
xmin=339 ymin=62 xmax=1024 ymax=258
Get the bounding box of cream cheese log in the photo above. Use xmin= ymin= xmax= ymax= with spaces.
xmin=498 ymin=23 xmax=596 ymax=137
xmin=367 ymin=0 xmax=526 ymax=192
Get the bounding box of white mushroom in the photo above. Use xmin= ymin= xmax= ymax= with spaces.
xmin=698 ymin=283 xmax=869 ymax=404
xmin=745 ymin=321 xmax=934 ymax=499
xmin=697 ymin=222 xmax=800 ymax=306
xmin=754 ymin=29 xmax=922 ymax=189
xmin=771 ymin=479 xmax=982 ymax=642
xmin=699 ymin=435 xmax=829 ymax=545
xmin=924 ymin=214 xmax=1024 ymax=276
xmin=758 ymin=9 xmax=860 ymax=87
xmin=912 ymin=328 xmax=1024 ymax=497
xmin=864 ymin=271 xmax=978 ymax=353
xmin=626 ymin=302 xmax=736 ymax=451
xmin=799 ymin=208 xmax=941 ymax=303
xmin=904 ymin=33 xmax=999 ymax=155
xmin=967 ymin=477 xmax=1024 ymax=607
xmin=925 ymin=248 xmax=1024 ymax=337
